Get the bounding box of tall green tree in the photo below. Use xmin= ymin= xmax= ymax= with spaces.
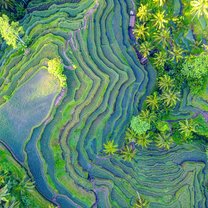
xmin=0 ymin=0 xmax=14 ymax=10
xmin=158 ymin=75 xmax=174 ymax=91
xmin=48 ymin=58 xmax=67 ymax=88
xmin=146 ymin=92 xmax=159 ymax=110
xmin=0 ymin=14 xmax=25 ymax=48
xmin=190 ymin=0 xmax=208 ymax=19
xmin=103 ymin=140 xmax=118 ymax=155
xmin=161 ymin=90 xmax=179 ymax=107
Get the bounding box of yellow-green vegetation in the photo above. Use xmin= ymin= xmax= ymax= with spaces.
xmin=0 ymin=145 xmax=53 ymax=208
xmin=103 ymin=140 xmax=118 ymax=155
xmin=47 ymin=58 xmax=67 ymax=88
xmin=0 ymin=14 xmax=24 ymax=48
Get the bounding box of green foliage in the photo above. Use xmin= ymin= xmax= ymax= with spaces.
xmin=103 ymin=140 xmax=118 ymax=155
xmin=190 ymin=0 xmax=208 ymax=19
xmin=156 ymin=121 xmax=170 ymax=132
xmin=155 ymin=132 xmax=174 ymax=150
xmin=47 ymin=58 xmax=67 ymax=88
xmin=182 ymin=53 xmax=208 ymax=94
xmin=120 ymin=146 xmax=136 ymax=161
xmin=0 ymin=14 xmax=24 ymax=48
xmin=145 ymin=92 xmax=159 ymax=110
xmin=130 ymin=116 xmax=151 ymax=135
xmin=133 ymin=192 xmax=149 ymax=208
xmin=125 ymin=128 xmax=137 ymax=143
xmin=193 ymin=115 xmax=208 ymax=138
xmin=136 ymin=133 xmax=151 ymax=148
xmin=178 ymin=119 xmax=197 ymax=140
xmin=161 ymin=90 xmax=180 ymax=107
xmin=158 ymin=75 xmax=174 ymax=91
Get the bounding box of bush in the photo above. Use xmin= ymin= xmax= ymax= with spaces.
xmin=130 ymin=116 xmax=150 ymax=135
xmin=182 ymin=53 xmax=208 ymax=94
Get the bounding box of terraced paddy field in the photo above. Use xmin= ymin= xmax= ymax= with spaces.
xmin=0 ymin=0 xmax=207 ymax=207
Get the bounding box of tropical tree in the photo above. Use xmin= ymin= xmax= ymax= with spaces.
xmin=0 ymin=0 xmax=14 ymax=10
xmin=190 ymin=0 xmax=208 ymax=19
xmin=48 ymin=58 xmax=67 ymax=87
xmin=0 ymin=14 xmax=25 ymax=48
xmin=153 ymin=51 xmax=167 ymax=68
xmin=155 ymin=133 xmax=173 ymax=150
xmin=179 ymin=119 xmax=197 ymax=139
xmin=120 ymin=146 xmax=136 ymax=161
xmin=154 ymin=29 xmax=171 ymax=47
xmin=0 ymin=185 xmax=9 ymax=204
xmin=133 ymin=192 xmax=149 ymax=208
xmin=145 ymin=92 xmax=159 ymax=110
xmin=139 ymin=41 xmax=153 ymax=58
xmin=153 ymin=0 xmax=166 ymax=7
xmin=125 ymin=128 xmax=137 ymax=143
xmin=161 ymin=90 xmax=179 ymax=107
xmin=169 ymin=45 xmax=184 ymax=62
xmin=136 ymin=133 xmax=151 ymax=148
xmin=136 ymin=4 xmax=149 ymax=21
xmin=182 ymin=53 xmax=208 ymax=94
xmin=133 ymin=24 xmax=149 ymax=40
xmin=130 ymin=116 xmax=150 ymax=135
xmin=158 ymin=74 xmax=174 ymax=91
xmin=152 ymin=11 xmax=168 ymax=29
xmin=139 ymin=109 xmax=156 ymax=123
xmin=103 ymin=140 xmax=118 ymax=155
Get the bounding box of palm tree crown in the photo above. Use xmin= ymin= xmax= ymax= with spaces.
xmin=161 ymin=90 xmax=179 ymax=107
xmin=103 ymin=140 xmax=118 ymax=155
xmin=146 ymin=92 xmax=159 ymax=110
xmin=136 ymin=133 xmax=151 ymax=148
xmin=120 ymin=146 xmax=136 ymax=161
xmin=179 ymin=119 xmax=197 ymax=139
xmin=152 ymin=11 xmax=168 ymax=29
xmin=155 ymin=133 xmax=173 ymax=150
xmin=136 ymin=4 xmax=149 ymax=21
xmin=158 ymin=74 xmax=174 ymax=91
xmin=133 ymin=24 xmax=149 ymax=40
xmin=190 ymin=0 xmax=208 ymax=19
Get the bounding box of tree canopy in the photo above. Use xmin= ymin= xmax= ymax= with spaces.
xmin=0 ymin=14 xmax=24 ymax=48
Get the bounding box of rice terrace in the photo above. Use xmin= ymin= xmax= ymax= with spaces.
xmin=0 ymin=0 xmax=208 ymax=207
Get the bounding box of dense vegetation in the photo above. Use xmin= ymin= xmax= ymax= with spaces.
xmin=103 ymin=0 xmax=208 ymax=161
xmin=0 ymin=0 xmax=207 ymax=207
xmin=0 ymin=145 xmax=53 ymax=208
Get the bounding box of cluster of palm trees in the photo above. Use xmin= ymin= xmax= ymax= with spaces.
xmin=133 ymin=0 xmax=207 ymax=74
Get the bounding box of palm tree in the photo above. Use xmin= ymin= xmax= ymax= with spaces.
xmin=179 ymin=119 xmax=197 ymax=139
xmin=0 ymin=0 xmax=14 ymax=10
xmin=169 ymin=45 xmax=184 ymax=63
xmin=153 ymin=51 xmax=167 ymax=68
xmin=190 ymin=0 xmax=208 ymax=19
xmin=5 ymin=199 xmax=20 ymax=208
xmin=140 ymin=41 xmax=153 ymax=58
xmin=136 ymin=133 xmax=151 ymax=148
xmin=0 ymin=185 xmax=9 ymax=204
xmin=152 ymin=11 xmax=168 ymax=29
xmin=153 ymin=0 xmax=166 ymax=7
xmin=103 ymin=140 xmax=118 ymax=155
xmin=133 ymin=24 xmax=149 ymax=40
xmin=120 ymin=146 xmax=136 ymax=161
xmin=136 ymin=4 xmax=149 ymax=21
xmin=161 ymin=90 xmax=179 ymax=107
xmin=154 ymin=29 xmax=171 ymax=47
xmin=139 ymin=109 xmax=156 ymax=123
xmin=125 ymin=128 xmax=137 ymax=143
xmin=133 ymin=192 xmax=149 ymax=208
xmin=145 ymin=92 xmax=159 ymax=110
xmin=155 ymin=133 xmax=173 ymax=150
xmin=158 ymin=74 xmax=174 ymax=91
